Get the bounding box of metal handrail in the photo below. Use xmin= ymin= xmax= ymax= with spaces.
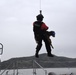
xmin=0 ymin=43 xmax=3 ymax=55
xmin=33 ymin=60 xmax=47 ymax=75
xmin=0 ymin=60 xmax=18 ymax=75
xmin=0 ymin=62 xmax=13 ymax=75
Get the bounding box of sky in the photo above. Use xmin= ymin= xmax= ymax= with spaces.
xmin=0 ymin=0 xmax=76 ymax=61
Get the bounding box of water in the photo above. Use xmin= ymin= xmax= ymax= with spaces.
xmin=0 ymin=68 xmax=76 ymax=75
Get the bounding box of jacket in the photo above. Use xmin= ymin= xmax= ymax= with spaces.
xmin=33 ymin=21 xmax=48 ymax=35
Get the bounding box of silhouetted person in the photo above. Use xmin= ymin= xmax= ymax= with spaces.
xmin=33 ymin=12 xmax=54 ymax=58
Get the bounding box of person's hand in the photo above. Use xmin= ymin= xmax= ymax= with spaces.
xmin=52 ymin=46 xmax=54 ymax=49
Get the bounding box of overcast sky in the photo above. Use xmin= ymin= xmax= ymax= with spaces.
xmin=0 ymin=0 xmax=76 ymax=61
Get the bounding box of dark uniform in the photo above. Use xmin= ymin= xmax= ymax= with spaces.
xmin=33 ymin=14 xmax=54 ymax=58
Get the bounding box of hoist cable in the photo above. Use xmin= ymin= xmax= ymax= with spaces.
xmin=40 ymin=0 xmax=41 ymax=10
xmin=39 ymin=0 xmax=42 ymax=14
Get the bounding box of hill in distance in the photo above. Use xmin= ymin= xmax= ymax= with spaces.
xmin=1 ymin=53 xmax=76 ymax=69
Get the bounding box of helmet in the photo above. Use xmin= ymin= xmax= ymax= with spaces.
xmin=36 ymin=14 xmax=44 ymax=21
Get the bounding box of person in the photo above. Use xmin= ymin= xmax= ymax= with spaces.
xmin=33 ymin=11 xmax=54 ymax=58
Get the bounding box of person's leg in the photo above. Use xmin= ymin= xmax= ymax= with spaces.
xmin=35 ymin=42 xmax=42 ymax=58
xmin=35 ymin=36 xmax=42 ymax=58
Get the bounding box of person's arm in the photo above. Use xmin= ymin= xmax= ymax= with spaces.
xmin=41 ymin=23 xmax=48 ymax=30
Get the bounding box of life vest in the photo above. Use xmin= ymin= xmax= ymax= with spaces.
xmin=33 ymin=21 xmax=43 ymax=35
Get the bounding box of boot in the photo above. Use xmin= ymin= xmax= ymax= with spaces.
xmin=47 ymin=53 xmax=54 ymax=57
xmin=35 ymin=52 xmax=39 ymax=58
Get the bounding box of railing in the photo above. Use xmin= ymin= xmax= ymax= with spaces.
xmin=0 ymin=61 xmax=18 ymax=75
xmin=0 ymin=43 xmax=3 ymax=72
xmin=0 ymin=58 xmax=47 ymax=75
xmin=33 ymin=60 xmax=47 ymax=75
xmin=0 ymin=43 xmax=3 ymax=55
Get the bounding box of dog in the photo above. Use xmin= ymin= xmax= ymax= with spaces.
xmin=46 ymin=31 xmax=55 ymax=49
